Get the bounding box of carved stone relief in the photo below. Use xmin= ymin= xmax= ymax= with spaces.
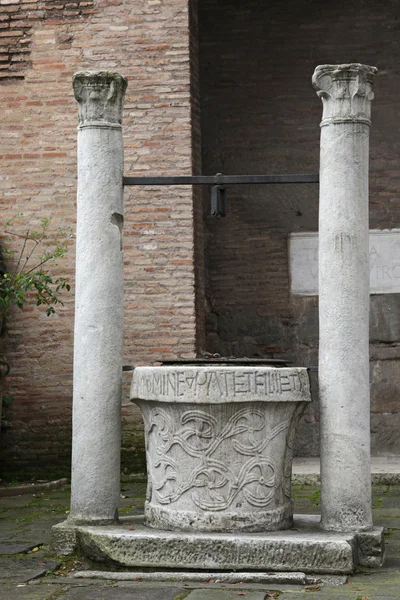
xmin=131 ymin=366 xmax=311 ymax=533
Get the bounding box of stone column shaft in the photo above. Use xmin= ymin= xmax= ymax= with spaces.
xmin=313 ymin=64 xmax=377 ymax=532
xmin=69 ymin=71 xmax=127 ymax=524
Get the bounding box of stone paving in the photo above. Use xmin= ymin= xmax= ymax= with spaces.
xmin=0 ymin=479 xmax=400 ymax=599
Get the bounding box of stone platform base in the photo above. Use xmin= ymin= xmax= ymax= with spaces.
xmin=51 ymin=514 xmax=384 ymax=575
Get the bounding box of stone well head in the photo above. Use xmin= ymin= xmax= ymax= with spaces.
xmin=131 ymin=361 xmax=311 ymax=533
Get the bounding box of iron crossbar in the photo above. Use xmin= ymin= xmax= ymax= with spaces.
xmin=123 ymin=174 xmax=319 ymax=186
xmin=123 ymin=173 xmax=319 ymax=217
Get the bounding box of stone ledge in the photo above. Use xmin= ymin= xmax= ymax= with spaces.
xmin=69 ymin=570 xmax=347 ymax=586
xmin=57 ymin=515 xmax=384 ymax=575
xmin=292 ymin=457 xmax=400 ymax=486
xmin=0 ymin=478 xmax=69 ymax=498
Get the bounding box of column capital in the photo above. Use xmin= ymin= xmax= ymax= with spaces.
xmin=312 ymin=63 xmax=377 ymax=126
xmin=72 ymin=71 xmax=128 ymax=128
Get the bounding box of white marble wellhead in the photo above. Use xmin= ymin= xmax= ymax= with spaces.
xmin=131 ymin=366 xmax=311 ymax=533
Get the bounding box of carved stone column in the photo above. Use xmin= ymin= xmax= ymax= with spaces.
xmin=312 ymin=64 xmax=377 ymax=532
xmin=69 ymin=71 xmax=127 ymax=524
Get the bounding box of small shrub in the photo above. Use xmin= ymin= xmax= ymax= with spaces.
xmin=0 ymin=215 xmax=71 ymax=319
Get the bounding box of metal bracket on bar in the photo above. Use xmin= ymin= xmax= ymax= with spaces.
xmin=211 ymin=185 xmax=226 ymax=218
xmin=123 ymin=173 xmax=319 ymax=216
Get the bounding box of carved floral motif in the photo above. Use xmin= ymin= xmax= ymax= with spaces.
xmin=145 ymin=406 xmax=297 ymax=512
xmin=73 ymin=71 xmax=128 ymax=126
xmin=312 ymin=63 xmax=377 ymax=126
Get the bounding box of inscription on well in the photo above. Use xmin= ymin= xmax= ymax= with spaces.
xmin=136 ymin=369 xmax=303 ymax=398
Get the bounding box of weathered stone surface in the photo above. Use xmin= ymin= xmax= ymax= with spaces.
xmin=289 ymin=230 xmax=400 ymax=296
xmin=131 ymin=365 xmax=311 ymax=533
xmin=313 ymin=63 xmax=377 ymax=533
xmin=0 ymin=542 xmax=42 ymax=555
xmin=370 ymin=295 xmax=400 ymax=343
xmin=185 ymin=591 xmax=266 ymax=600
xmin=131 ymin=365 xmax=310 ymax=404
xmin=73 ymin=71 xmax=128 ymax=126
xmin=51 ymin=521 xmax=78 ymax=556
xmin=0 ymin=479 xmax=68 ymax=498
xmin=76 ymin=519 xmax=356 ymax=574
xmin=67 ymin=71 xmax=127 ymax=526
xmin=313 ymin=63 xmax=376 ymax=124
xmin=59 ymin=587 xmax=183 ymax=600
xmin=292 ymin=456 xmax=400 ymax=486
xmin=371 ymin=360 xmax=400 ymax=414
xmin=145 ymin=501 xmax=293 ymax=534
xmin=370 ymin=342 xmax=400 ymax=361
xmin=0 ymin=585 xmax=64 ymax=600
xmin=356 ymin=528 xmax=386 ymax=568
xmin=71 ymin=570 xmax=309 ymax=584
xmin=0 ymin=557 xmax=59 ymax=582
xmin=371 ymin=414 xmax=400 ymax=456
xmin=309 ymin=575 xmax=348 ymax=586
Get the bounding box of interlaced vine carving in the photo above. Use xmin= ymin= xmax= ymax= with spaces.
xmin=146 ymin=407 xmax=292 ymax=511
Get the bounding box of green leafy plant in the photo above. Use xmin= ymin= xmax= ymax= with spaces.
xmin=311 ymin=488 xmax=321 ymax=507
xmin=0 ymin=216 xmax=71 ymax=319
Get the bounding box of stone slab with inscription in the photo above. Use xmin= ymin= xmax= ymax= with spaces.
xmin=131 ymin=365 xmax=309 ymax=404
xmin=289 ymin=230 xmax=400 ymax=295
xmin=130 ymin=366 xmax=311 ymax=533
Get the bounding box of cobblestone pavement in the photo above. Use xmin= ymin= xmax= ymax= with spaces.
xmin=0 ymin=480 xmax=399 ymax=599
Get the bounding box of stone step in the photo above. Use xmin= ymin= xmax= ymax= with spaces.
xmin=70 ymin=569 xmax=348 ymax=587
xmin=75 ymin=515 xmax=380 ymax=575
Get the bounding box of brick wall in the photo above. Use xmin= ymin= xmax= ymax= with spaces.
xmin=189 ymin=0 xmax=205 ymax=353
xmin=3 ymin=0 xmax=400 ymax=476
xmin=0 ymin=0 xmax=96 ymax=80
xmin=199 ymin=0 xmax=400 ymax=455
xmin=0 ymin=0 xmax=201 ymax=478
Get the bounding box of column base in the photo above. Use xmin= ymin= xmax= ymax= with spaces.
xmin=51 ymin=516 xmax=119 ymax=556
xmin=145 ymin=500 xmax=293 ymax=533
xmin=51 ymin=521 xmax=79 ymax=556
xmin=320 ymin=520 xmax=374 ymax=533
